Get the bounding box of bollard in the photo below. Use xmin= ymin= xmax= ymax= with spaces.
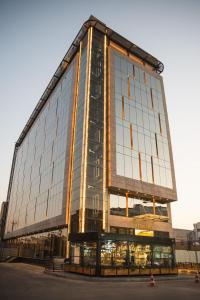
xmin=195 ymin=272 xmax=199 ymax=283
xmin=149 ymin=274 xmax=156 ymax=287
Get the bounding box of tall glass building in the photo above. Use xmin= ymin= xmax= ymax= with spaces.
xmin=3 ymin=16 xmax=177 ymax=276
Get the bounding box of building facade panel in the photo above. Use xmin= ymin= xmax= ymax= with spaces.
xmin=108 ymin=45 xmax=177 ymax=202
xmin=84 ymin=29 xmax=105 ymax=232
xmin=70 ymin=34 xmax=88 ymax=233
xmin=4 ymin=55 xmax=78 ymax=239
xmin=70 ymin=29 xmax=105 ymax=234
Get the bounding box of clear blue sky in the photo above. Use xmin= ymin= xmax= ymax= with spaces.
xmin=0 ymin=0 xmax=200 ymax=229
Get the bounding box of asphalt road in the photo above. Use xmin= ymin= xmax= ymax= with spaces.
xmin=0 ymin=263 xmax=200 ymax=300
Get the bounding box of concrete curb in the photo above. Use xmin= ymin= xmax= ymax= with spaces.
xmin=44 ymin=270 xmax=194 ymax=283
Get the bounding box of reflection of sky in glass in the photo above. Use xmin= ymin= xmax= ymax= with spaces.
xmin=113 ymin=49 xmax=173 ymax=189
xmin=5 ymin=60 xmax=76 ymax=234
xmin=110 ymin=194 xmax=168 ymax=217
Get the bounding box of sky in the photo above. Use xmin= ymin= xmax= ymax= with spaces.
xmin=0 ymin=0 xmax=200 ymax=230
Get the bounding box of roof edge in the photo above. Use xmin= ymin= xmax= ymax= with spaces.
xmin=16 ymin=15 xmax=164 ymax=147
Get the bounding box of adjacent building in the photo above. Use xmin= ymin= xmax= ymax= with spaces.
xmin=2 ymin=16 xmax=178 ymax=275
xmin=173 ymin=226 xmax=200 ymax=266
xmin=0 ymin=202 xmax=8 ymax=240
xmin=192 ymin=222 xmax=200 ymax=242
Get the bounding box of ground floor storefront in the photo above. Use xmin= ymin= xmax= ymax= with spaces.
xmin=1 ymin=230 xmax=178 ymax=276
xmin=0 ymin=227 xmax=67 ymax=260
xmin=68 ymin=232 xmax=177 ymax=276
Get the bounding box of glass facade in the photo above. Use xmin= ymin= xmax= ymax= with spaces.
xmin=110 ymin=194 xmax=168 ymax=217
xmin=70 ymin=240 xmax=173 ymax=268
xmin=6 ymin=228 xmax=67 ymax=258
xmin=5 ymin=57 xmax=77 ymax=235
xmin=3 ymin=18 xmax=177 ymax=274
xmin=70 ymin=29 xmax=105 ymax=233
xmin=71 ymin=242 xmax=97 ymax=266
xmin=84 ymin=30 xmax=104 ymax=232
xmin=70 ymin=35 xmax=88 ymax=233
xmin=111 ymin=48 xmax=173 ymax=189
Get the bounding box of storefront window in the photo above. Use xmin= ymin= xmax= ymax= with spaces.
xmin=71 ymin=243 xmax=81 ymax=265
xmin=114 ymin=242 xmax=128 ymax=266
xmin=101 ymin=241 xmax=116 ymax=266
xmin=10 ymin=229 xmax=67 ymax=259
xmin=133 ymin=244 xmax=151 ymax=267
xmin=101 ymin=241 xmax=128 ymax=267
xmin=152 ymin=245 xmax=172 ymax=267
xmin=83 ymin=242 xmax=96 ymax=266
xmin=70 ymin=240 xmax=174 ymax=269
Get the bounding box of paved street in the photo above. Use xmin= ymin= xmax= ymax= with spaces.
xmin=0 ymin=263 xmax=200 ymax=300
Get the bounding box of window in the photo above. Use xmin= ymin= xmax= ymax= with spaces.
xmin=95 ymin=158 xmax=100 ymax=177
xmin=124 ymin=155 xmax=132 ymax=179
xmin=110 ymin=194 xmax=126 ymax=216
xmin=143 ymin=72 xmax=147 ymax=85
xmin=138 ymin=152 xmax=142 ymax=180
xmin=113 ymin=50 xmax=173 ymax=189
xmin=110 ymin=226 xmax=118 ymax=234
xmin=155 ymin=133 xmax=159 ymax=157
xmin=158 ymin=113 xmax=162 ymax=135
xmin=92 ymin=194 xmax=99 ymax=216
xmin=128 ymin=77 xmax=131 ymax=98
xmin=150 ymin=87 xmax=154 ymax=109
xmin=155 ymin=203 xmax=168 ymax=216
xmin=116 ymin=152 xmax=124 ymax=176
xmin=130 ymin=123 xmax=133 ymax=149
xmin=96 ymin=129 xmax=101 ymax=143
xmin=122 ymin=96 xmax=125 ymax=119
xmin=133 ymin=65 xmax=135 ymax=78
xmin=132 ymin=157 xmax=140 ymax=180
xmin=151 ymin=156 xmax=154 ymax=183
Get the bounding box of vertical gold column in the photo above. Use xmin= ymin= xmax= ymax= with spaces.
xmin=103 ymin=34 xmax=107 ymax=231
xmin=79 ymin=27 xmax=93 ymax=233
xmin=126 ymin=193 xmax=128 ymax=217
xmin=130 ymin=123 xmax=133 ymax=149
xmin=107 ymin=45 xmax=111 ymax=187
xmin=152 ymin=196 xmax=156 ymax=215
xmin=138 ymin=152 xmax=142 ymax=180
xmin=65 ymin=46 xmax=82 ymax=258
xmin=66 ymin=44 xmax=82 ymax=228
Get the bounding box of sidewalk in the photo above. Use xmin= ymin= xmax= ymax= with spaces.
xmin=44 ymin=269 xmax=195 ymax=282
xmin=2 ymin=262 xmax=196 ymax=283
xmin=1 ymin=262 xmax=44 ymax=274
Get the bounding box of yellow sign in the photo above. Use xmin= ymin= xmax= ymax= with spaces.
xmin=135 ymin=229 xmax=154 ymax=237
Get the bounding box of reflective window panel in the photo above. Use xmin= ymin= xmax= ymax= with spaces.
xmin=112 ymin=49 xmax=173 ymax=189
xmin=5 ymin=56 xmax=77 ymax=235
xmin=110 ymin=194 xmax=168 ymax=217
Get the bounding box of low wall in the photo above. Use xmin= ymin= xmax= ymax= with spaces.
xmin=64 ymin=264 xmax=178 ymax=277
xmin=64 ymin=264 xmax=96 ymax=276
